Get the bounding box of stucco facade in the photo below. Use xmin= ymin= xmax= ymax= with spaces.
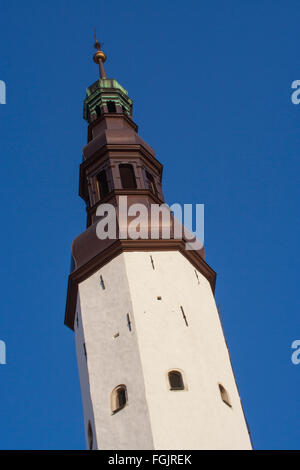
xmin=75 ymin=250 xmax=252 ymax=450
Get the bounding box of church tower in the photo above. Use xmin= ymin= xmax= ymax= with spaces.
xmin=65 ymin=35 xmax=252 ymax=450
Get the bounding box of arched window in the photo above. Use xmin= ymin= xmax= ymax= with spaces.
xmin=97 ymin=170 xmax=109 ymax=200
xmin=107 ymin=100 xmax=117 ymax=113
xmin=111 ymin=385 xmax=128 ymax=414
xmin=219 ymin=383 xmax=231 ymax=407
xmin=168 ymin=370 xmax=185 ymax=390
xmin=119 ymin=164 xmax=137 ymax=189
xmin=87 ymin=421 xmax=93 ymax=450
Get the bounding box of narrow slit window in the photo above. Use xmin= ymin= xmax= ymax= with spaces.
xmin=119 ymin=164 xmax=137 ymax=189
xmin=150 ymin=255 xmax=155 ymax=270
xmin=107 ymin=101 xmax=116 ymax=113
xmin=219 ymin=384 xmax=232 ymax=407
xmin=88 ymin=421 xmax=93 ymax=450
xmin=111 ymin=385 xmax=128 ymax=414
xmin=76 ymin=314 xmax=79 ymax=328
xmin=97 ymin=170 xmax=109 ymax=200
xmin=100 ymin=275 xmax=105 ymax=290
xmin=83 ymin=343 xmax=87 ymax=361
xmin=180 ymin=306 xmax=189 ymax=326
xmin=168 ymin=370 xmax=185 ymax=390
xmin=126 ymin=313 xmax=132 ymax=332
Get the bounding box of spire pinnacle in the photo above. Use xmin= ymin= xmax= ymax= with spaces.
xmin=93 ymin=29 xmax=107 ymax=79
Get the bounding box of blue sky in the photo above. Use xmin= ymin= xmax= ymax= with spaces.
xmin=0 ymin=0 xmax=299 ymax=450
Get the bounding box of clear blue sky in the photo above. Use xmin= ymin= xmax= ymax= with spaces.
xmin=0 ymin=0 xmax=299 ymax=450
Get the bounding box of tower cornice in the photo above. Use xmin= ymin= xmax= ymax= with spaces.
xmin=65 ymin=238 xmax=216 ymax=330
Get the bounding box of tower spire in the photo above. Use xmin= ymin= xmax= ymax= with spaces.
xmin=65 ymin=35 xmax=252 ymax=451
xmin=93 ymin=29 xmax=107 ymax=79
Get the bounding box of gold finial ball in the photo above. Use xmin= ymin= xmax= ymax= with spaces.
xmin=93 ymin=50 xmax=106 ymax=64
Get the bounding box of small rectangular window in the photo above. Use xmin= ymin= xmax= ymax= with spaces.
xmin=119 ymin=164 xmax=137 ymax=189
xmin=107 ymin=101 xmax=117 ymax=113
xmin=97 ymin=170 xmax=109 ymax=200
xmin=95 ymin=105 xmax=102 ymax=118
xmin=146 ymin=171 xmax=157 ymax=196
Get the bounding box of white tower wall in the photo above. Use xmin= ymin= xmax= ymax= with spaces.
xmin=75 ymin=250 xmax=252 ymax=450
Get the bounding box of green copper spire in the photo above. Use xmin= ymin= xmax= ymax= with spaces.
xmin=83 ymin=32 xmax=133 ymax=123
